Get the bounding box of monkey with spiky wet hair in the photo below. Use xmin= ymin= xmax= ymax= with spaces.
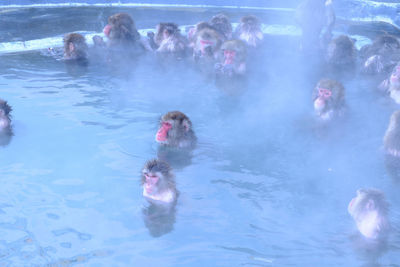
xmin=141 ymin=159 xmax=177 ymax=203
xmin=210 ymin=13 xmax=232 ymax=41
xmin=235 ymin=15 xmax=264 ymax=48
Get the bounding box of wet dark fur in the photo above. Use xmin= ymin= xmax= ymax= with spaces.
xmin=210 ymin=13 xmax=232 ymax=40
xmin=312 ymin=79 xmax=345 ymax=112
xmin=63 ymin=33 xmax=88 ymax=60
xmin=159 ymin=111 xmax=197 ymax=148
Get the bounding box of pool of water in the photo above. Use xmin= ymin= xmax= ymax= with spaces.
xmin=0 ymin=4 xmax=400 ymax=266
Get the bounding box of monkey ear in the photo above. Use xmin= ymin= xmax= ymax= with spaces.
xmin=366 ymin=199 xmax=376 ymax=210
xmin=182 ymin=119 xmax=191 ymax=132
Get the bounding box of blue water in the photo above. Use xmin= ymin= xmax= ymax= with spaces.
xmin=0 ymin=2 xmax=400 ymax=266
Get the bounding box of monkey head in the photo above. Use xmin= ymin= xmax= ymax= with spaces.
xmin=103 ymin=13 xmax=140 ymax=42
xmin=384 ymin=110 xmax=400 ymax=156
xmin=210 ymin=13 xmax=232 ymax=40
xmin=0 ymin=99 xmax=12 ymax=131
xmin=237 ymin=15 xmax=264 ymax=47
xmin=194 ymin=28 xmax=222 ymax=59
xmin=155 ymin=111 xmax=196 ymax=148
xmin=153 ymin=23 xmax=180 ymax=47
xmin=374 ymin=35 xmax=400 ymax=56
xmin=312 ymin=79 xmax=345 ymax=118
xmin=63 ymin=33 xmax=88 ymax=60
xmin=348 ymin=188 xmax=389 ymax=239
xmin=220 ymin=40 xmax=247 ymax=65
xmin=141 ymin=159 xmax=176 ymax=203
xmin=390 ymin=64 xmax=400 ymax=88
xmin=326 ymin=35 xmax=356 ymax=66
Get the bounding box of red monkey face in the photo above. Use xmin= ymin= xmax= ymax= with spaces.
xmin=314 ymin=88 xmax=332 ymax=112
xmin=156 ymin=121 xmax=172 ymax=142
xmin=390 ymin=66 xmax=400 ymax=86
xmin=224 ymin=50 xmax=236 ymax=65
xmin=103 ymin=24 xmax=112 ymax=37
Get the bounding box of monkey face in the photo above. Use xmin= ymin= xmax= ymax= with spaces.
xmin=390 ymin=66 xmax=400 ymax=87
xmin=199 ymin=39 xmax=215 ymax=57
xmin=103 ymin=24 xmax=112 ymax=37
xmin=348 ymin=190 xmax=364 ymax=216
xmin=143 ymin=171 xmax=160 ymax=194
xmin=223 ymin=50 xmax=236 ymax=65
xmin=156 ymin=121 xmax=173 ymax=143
xmin=313 ymin=87 xmax=332 ymax=112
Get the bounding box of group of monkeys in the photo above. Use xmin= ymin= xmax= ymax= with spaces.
xmin=2 ymin=0 xmax=400 ymax=242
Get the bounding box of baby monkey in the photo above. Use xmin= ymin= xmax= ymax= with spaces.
xmin=348 ymin=188 xmax=390 ymax=240
xmin=379 ymin=63 xmax=400 ymax=104
xmin=141 ymin=159 xmax=177 ymax=204
xmin=155 ymin=111 xmax=197 ymax=149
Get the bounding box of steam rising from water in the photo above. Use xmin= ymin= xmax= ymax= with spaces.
xmin=0 ymin=2 xmax=399 ymax=266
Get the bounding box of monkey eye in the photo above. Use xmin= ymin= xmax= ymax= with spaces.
xmin=200 ymin=40 xmax=214 ymax=46
xmin=318 ymin=88 xmax=332 ymax=98
xmin=145 ymin=173 xmax=158 ymax=179
xmin=163 ymin=122 xmax=172 ymax=128
xmin=224 ymin=50 xmax=236 ymax=56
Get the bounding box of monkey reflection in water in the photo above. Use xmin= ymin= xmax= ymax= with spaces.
xmin=141 ymin=159 xmax=177 ymax=237
xmin=0 ymin=99 xmax=13 ymax=146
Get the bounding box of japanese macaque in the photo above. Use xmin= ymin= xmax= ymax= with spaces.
xmin=93 ymin=12 xmax=146 ymax=53
xmin=193 ymin=28 xmax=223 ymax=62
xmin=187 ymin=21 xmax=214 ymax=46
xmin=141 ymin=159 xmax=177 ymax=204
xmin=326 ymin=35 xmax=356 ymax=67
xmin=235 ymin=15 xmax=264 ymax=48
xmin=379 ymin=63 xmax=400 ymax=103
xmin=215 ymin=40 xmax=247 ymax=76
xmin=312 ymin=79 xmax=345 ymax=120
xmin=0 ymin=99 xmax=12 ymax=132
xmin=92 ymin=35 xmax=106 ymax=48
xmin=155 ymin=111 xmax=196 ymax=149
xmin=348 ymin=188 xmax=390 ymax=240
xmin=63 ymin=33 xmax=88 ymax=61
xmin=295 ymin=0 xmax=335 ymax=52
xmin=383 ymin=110 xmax=400 ymax=157
xmin=361 ymin=34 xmax=400 ymax=75
xmin=148 ymin=23 xmax=187 ymax=56
xmin=210 ymin=13 xmax=233 ymax=41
